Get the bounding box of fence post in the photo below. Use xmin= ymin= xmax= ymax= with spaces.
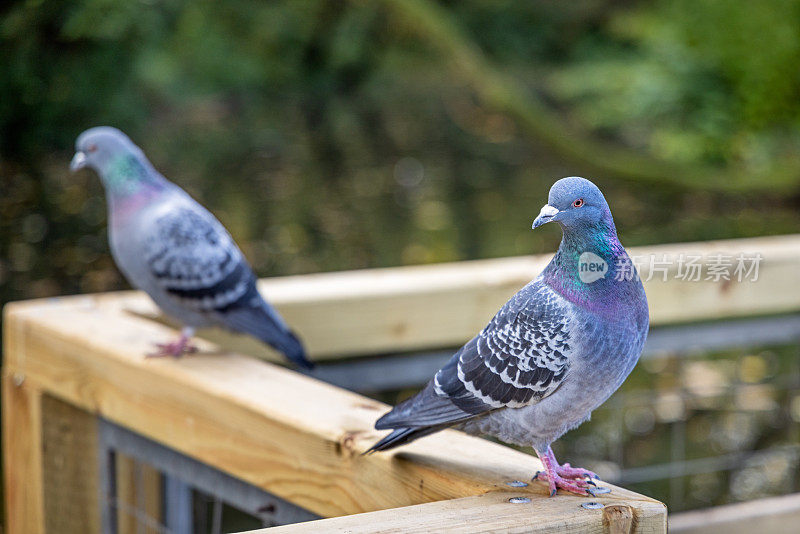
xmin=2 ymin=374 xmax=45 ymax=534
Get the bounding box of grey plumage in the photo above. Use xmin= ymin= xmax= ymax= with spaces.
xmin=71 ymin=126 xmax=312 ymax=368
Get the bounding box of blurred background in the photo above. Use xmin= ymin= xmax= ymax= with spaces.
xmin=2 ymin=0 xmax=800 ymax=528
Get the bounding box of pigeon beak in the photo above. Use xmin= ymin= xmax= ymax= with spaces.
xmin=532 ymin=204 xmax=559 ymax=229
xmin=70 ymin=151 xmax=87 ymax=172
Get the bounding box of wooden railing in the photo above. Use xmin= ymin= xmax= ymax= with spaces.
xmin=669 ymin=493 xmax=800 ymax=534
xmin=5 ymin=234 xmax=800 ymax=533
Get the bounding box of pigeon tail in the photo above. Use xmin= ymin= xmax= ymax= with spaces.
xmin=375 ymin=361 xmax=488 ymax=430
xmin=368 ymin=379 xmax=478 ymax=453
xmin=276 ymin=328 xmax=314 ymax=370
xmin=221 ymin=303 xmax=314 ymax=369
xmin=365 ymin=426 xmax=442 ymax=454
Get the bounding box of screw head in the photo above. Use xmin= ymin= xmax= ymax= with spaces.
xmin=508 ymin=497 xmax=531 ymax=504
xmin=12 ymin=373 xmax=25 ymax=387
xmin=505 ymin=480 xmax=528 ymax=487
xmin=581 ymin=502 xmax=604 ymax=510
xmin=591 ymin=487 xmax=611 ymax=495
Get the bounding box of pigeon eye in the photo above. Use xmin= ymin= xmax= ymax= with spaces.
xmin=572 ymin=198 xmax=584 ymax=208
xmin=87 ymin=144 xmax=98 ymax=153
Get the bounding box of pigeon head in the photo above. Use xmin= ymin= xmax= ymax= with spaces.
xmin=71 ymin=127 xmax=162 ymax=195
xmin=532 ymin=177 xmax=615 ymax=235
xmin=538 ymin=177 xmax=633 ymax=306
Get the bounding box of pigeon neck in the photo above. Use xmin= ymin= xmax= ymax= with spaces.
xmin=101 ymin=153 xmax=167 ymax=199
xmin=543 ymin=219 xmax=634 ymax=313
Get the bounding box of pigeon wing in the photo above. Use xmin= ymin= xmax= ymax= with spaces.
xmin=144 ymin=205 xmax=257 ymax=313
xmin=376 ymin=279 xmax=572 ymax=429
xmin=143 ymin=204 xmax=312 ymax=368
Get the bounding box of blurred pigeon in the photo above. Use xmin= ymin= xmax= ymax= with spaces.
xmin=71 ymin=126 xmax=312 ymax=368
xmin=368 ymin=177 xmax=649 ymax=496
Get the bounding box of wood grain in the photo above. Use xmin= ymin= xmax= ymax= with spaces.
xmin=604 ymin=504 xmax=635 ymax=534
xmin=2 ymin=373 xmax=45 ymax=534
xmin=243 ymin=492 xmax=666 ymax=534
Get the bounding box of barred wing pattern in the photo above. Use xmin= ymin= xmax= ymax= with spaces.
xmin=144 ymin=207 xmax=257 ymax=313
xmin=437 ymin=280 xmax=571 ymax=411
xmin=377 ymin=280 xmax=573 ymax=430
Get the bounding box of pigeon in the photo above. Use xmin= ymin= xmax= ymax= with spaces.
xmin=367 ymin=177 xmax=649 ymax=496
xmin=70 ymin=126 xmax=313 ymax=369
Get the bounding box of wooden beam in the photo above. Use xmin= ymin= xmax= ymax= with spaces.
xmin=669 ymin=493 xmax=800 ymax=534
xmin=2 ymin=373 xmax=45 ymax=534
xmin=119 ymin=234 xmax=800 ymax=362
xmin=241 ymin=492 xmax=665 ymax=534
xmin=3 ymin=296 xmax=664 ymax=523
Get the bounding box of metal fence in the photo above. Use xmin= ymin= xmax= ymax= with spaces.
xmin=95 ymin=419 xmax=317 ymax=534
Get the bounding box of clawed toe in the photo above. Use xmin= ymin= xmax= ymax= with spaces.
xmin=555 ymin=465 xmax=599 ymax=481
xmin=533 ymin=448 xmax=605 ymax=497
xmin=532 ymin=471 xmax=597 ymax=496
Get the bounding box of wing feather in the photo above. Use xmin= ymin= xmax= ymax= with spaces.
xmin=144 ymin=206 xmax=255 ymax=312
xmin=376 ymin=279 xmax=573 ymax=429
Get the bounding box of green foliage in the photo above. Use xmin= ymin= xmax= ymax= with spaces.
xmin=547 ymin=0 xmax=800 ymax=172
xmin=1 ymin=0 xmax=798 ymax=310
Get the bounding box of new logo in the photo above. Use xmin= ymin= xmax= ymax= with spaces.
xmin=578 ymin=252 xmax=608 ymax=283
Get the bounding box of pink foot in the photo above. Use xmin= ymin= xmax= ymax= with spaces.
xmin=533 ymin=447 xmax=600 ymax=497
xmin=532 ymin=470 xmax=598 ymax=496
xmin=146 ymin=328 xmax=198 ymax=358
xmin=554 ymin=462 xmax=599 ymax=481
